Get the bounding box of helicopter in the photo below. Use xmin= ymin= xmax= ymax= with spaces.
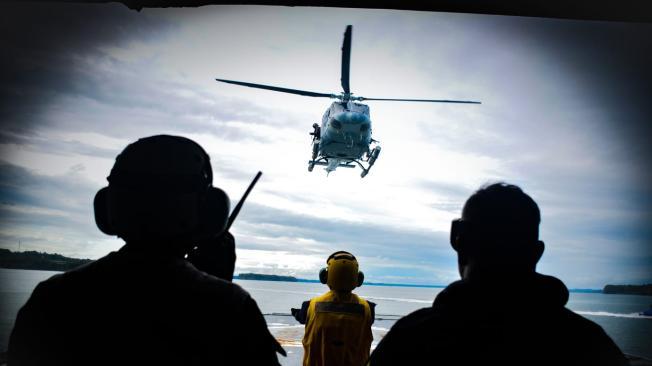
xmin=216 ymin=25 xmax=480 ymax=178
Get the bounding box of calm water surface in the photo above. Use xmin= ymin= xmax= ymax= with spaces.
xmin=1 ymin=268 xmax=650 ymax=365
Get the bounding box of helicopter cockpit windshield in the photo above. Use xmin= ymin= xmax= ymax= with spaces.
xmin=331 ymin=112 xmax=371 ymax=126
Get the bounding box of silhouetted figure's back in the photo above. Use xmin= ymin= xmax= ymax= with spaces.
xmin=8 ymin=135 xmax=283 ymax=365
xmin=10 ymin=247 xmax=278 ymax=365
xmin=369 ymin=183 xmax=628 ymax=366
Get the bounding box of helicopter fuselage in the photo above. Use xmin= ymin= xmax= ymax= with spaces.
xmin=318 ymin=101 xmax=372 ymax=160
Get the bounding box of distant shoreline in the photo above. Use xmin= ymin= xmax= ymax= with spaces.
xmin=603 ymin=284 xmax=652 ymax=296
xmin=3 ymin=249 xmax=647 ymax=293
xmin=234 ymin=274 xmax=447 ymax=288
xmin=0 ymin=248 xmax=92 ymax=272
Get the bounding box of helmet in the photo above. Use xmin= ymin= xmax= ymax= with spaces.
xmin=93 ymin=135 xmax=230 ymax=244
xmin=319 ymin=251 xmax=364 ymax=292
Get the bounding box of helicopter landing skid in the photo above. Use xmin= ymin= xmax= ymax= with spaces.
xmin=310 ymin=160 xmax=357 ymax=168
xmin=308 ymin=157 xmax=373 ymax=178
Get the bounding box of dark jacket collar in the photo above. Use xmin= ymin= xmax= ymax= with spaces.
xmin=433 ymin=272 xmax=569 ymax=313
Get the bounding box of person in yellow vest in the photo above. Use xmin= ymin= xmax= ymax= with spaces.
xmin=291 ymin=251 xmax=375 ymax=366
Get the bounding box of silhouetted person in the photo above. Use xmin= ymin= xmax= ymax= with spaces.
xmin=8 ymin=135 xmax=285 ymax=365
xmin=369 ymin=183 xmax=628 ymax=366
xmin=291 ymin=251 xmax=375 ymax=366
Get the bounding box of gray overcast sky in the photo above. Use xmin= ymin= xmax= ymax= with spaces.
xmin=0 ymin=3 xmax=650 ymax=288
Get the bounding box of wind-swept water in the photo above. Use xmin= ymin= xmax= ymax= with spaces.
xmin=1 ymin=269 xmax=650 ymax=365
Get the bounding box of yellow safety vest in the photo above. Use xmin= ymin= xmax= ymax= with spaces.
xmin=302 ymin=290 xmax=373 ymax=366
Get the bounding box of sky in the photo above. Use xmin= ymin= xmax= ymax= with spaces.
xmin=0 ymin=3 xmax=651 ymax=288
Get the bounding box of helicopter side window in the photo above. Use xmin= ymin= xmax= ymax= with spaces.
xmin=360 ymin=123 xmax=370 ymax=132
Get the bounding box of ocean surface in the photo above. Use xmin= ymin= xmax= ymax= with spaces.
xmin=1 ymin=268 xmax=651 ymax=365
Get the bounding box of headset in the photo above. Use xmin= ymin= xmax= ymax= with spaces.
xmin=319 ymin=251 xmax=364 ymax=288
xmin=93 ymin=135 xmax=230 ymax=243
xmin=450 ymin=218 xmax=469 ymax=252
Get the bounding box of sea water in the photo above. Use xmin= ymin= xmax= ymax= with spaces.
xmin=237 ymin=279 xmax=652 ymax=365
xmin=1 ymin=269 xmax=650 ymax=365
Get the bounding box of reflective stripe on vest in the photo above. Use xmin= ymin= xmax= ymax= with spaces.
xmin=315 ymin=301 xmax=365 ymax=316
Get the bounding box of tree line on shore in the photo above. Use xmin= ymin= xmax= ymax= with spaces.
xmin=0 ymin=248 xmax=92 ymax=272
xmin=1 ymin=248 xmax=650 ymax=295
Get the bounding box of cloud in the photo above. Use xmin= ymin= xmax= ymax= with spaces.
xmin=0 ymin=162 xmax=96 ymax=215
xmin=234 ymin=202 xmax=451 ymax=258
xmin=0 ymin=3 xmax=177 ymax=133
xmin=0 ymin=161 xmax=123 ymax=257
xmin=0 ymin=4 xmax=649 ymax=288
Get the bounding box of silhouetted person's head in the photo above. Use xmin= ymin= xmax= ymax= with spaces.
xmin=450 ymin=183 xmax=544 ymax=280
xmin=94 ymin=135 xmax=230 ymax=254
xmin=319 ymin=251 xmax=365 ymax=293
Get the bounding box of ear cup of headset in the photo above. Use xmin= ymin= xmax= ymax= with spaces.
xmin=319 ymin=266 xmax=364 ymax=287
xmin=94 ymin=187 xmax=117 ymax=236
xmin=321 ymin=251 xmax=365 ymax=289
xmin=197 ymin=187 xmax=230 ymax=239
xmin=450 ymin=219 xmax=461 ymax=252
xmin=319 ymin=268 xmax=328 ymax=284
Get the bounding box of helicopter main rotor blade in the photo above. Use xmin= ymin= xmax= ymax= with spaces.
xmin=341 ymin=25 xmax=352 ymax=94
xmin=358 ymin=97 xmax=481 ymax=104
xmin=216 ymin=79 xmax=334 ymax=98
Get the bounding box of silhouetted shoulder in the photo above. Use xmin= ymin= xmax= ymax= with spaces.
xmin=9 ymin=249 xmax=282 ymax=366
xmin=370 ymin=276 xmax=629 ymax=366
xmin=385 ymin=306 xmax=438 ymax=330
xmin=368 ymin=307 xmax=440 ymax=365
xmin=556 ymin=307 xmax=629 ymax=365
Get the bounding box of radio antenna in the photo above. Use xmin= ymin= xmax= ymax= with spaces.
xmin=225 ymin=171 xmax=262 ymax=231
